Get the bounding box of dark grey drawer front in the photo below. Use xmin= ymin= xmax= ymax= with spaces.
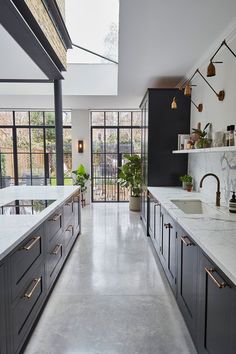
xmin=63 ymin=199 xmax=74 ymax=228
xmin=0 ymin=265 xmax=7 ymax=354
xmin=46 ymin=232 xmax=64 ymax=288
xmin=73 ymin=197 xmax=80 ymax=232
xmin=12 ymin=264 xmax=45 ymax=353
xmin=64 ymin=218 xmax=75 ymax=251
xmin=11 ymin=226 xmax=44 ymax=300
xmin=46 ymin=208 xmax=63 ymax=241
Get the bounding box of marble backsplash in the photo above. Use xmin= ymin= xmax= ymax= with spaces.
xmin=188 ymin=152 xmax=236 ymax=205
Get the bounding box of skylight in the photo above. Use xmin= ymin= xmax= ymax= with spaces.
xmin=65 ymin=0 xmax=119 ymax=64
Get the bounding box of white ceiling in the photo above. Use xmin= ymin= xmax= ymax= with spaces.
xmin=1 ymin=0 xmax=236 ymax=109
xmin=0 ymin=24 xmax=47 ymax=80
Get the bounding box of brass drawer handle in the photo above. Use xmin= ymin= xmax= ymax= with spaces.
xmin=22 ymin=236 xmax=40 ymax=251
xmin=205 ymin=267 xmax=228 ymax=289
xmin=51 ymin=243 xmax=62 ymax=255
xmin=66 ymin=225 xmax=74 ymax=233
xmin=50 ymin=213 xmax=61 ymax=222
xmin=181 ymin=236 xmax=193 ymax=246
xmin=23 ymin=277 xmax=41 ymax=299
xmin=164 ymin=223 xmax=173 ymax=229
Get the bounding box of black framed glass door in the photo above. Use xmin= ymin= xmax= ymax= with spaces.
xmin=0 ymin=111 xmax=72 ymax=188
xmin=91 ymin=111 xmax=141 ymax=202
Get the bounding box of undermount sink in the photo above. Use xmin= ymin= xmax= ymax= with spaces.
xmin=170 ymin=199 xmax=218 ymax=215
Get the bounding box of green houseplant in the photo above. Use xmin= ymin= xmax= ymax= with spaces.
xmin=192 ymin=123 xmax=211 ymax=148
xmin=72 ymin=164 xmax=90 ymax=206
xmin=117 ymin=154 xmax=142 ymax=211
xmin=180 ymin=174 xmax=193 ymax=191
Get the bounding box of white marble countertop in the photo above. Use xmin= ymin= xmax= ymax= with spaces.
xmin=148 ymin=187 xmax=236 ymax=285
xmin=0 ymin=186 xmax=80 ymax=261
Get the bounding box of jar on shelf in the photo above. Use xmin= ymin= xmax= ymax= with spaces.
xmin=226 ymin=125 xmax=235 ymax=146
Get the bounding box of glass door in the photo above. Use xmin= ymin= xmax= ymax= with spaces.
xmin=91 ymin=111 xmax=141 ymax=202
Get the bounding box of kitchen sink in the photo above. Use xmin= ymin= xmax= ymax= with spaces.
xmin=170 ymin=199 xmax=219 ymax=215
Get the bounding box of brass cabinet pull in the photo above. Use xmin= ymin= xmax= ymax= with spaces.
xmin=51 ymin=243 xmax=62 ymax=255
xmin=50 ymin=213 xmax=61 ymax=222
xmin=181 ymin=236 xmax=193 ymax=246
xmin=205 ymin=267 xmax=228 ymax=289
xmin=23 ymin=277 xmax=41 ymax=299
xmin=22 ymin=236 xmax=40 ymax=251
xmin=164 ymin=223 xmax=173 ymax=229
xmin=66 ymin=225 xmax=74 ymax=234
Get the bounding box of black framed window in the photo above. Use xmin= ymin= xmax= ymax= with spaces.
xmin=0 ymin=110 xmax=72 ymax=188
xmin=91 ymin=111 xmax=141 ymax=202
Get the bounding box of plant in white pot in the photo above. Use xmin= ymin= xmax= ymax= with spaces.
xmin=118 ymin=154 xmax=142 ymax=211
xmin=72 ymin=164 xmax=90 ymax=207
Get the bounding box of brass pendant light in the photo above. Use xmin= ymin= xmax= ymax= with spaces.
xmin=171 ymin=97 xmax=177 ymax=109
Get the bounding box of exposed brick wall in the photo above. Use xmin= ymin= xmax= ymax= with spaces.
xmin=25 ymin=0 xmax=67 ymax=68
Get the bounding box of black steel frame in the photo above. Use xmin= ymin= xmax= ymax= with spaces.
xmin=0 ymin=110 xmax=71 ymax=188
xmin=90 ymin=111 xmax=141 ymax=203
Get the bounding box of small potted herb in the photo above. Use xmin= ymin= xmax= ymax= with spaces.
xmin=180 ymin=175 xmax=193 ymax=191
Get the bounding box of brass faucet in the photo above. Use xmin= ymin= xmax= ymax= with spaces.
xmin=199 ymin=173 xmax=221 ymax=207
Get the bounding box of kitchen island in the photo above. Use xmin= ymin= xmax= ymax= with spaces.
xmin=0 ymin=186 xmax=81 ymax=354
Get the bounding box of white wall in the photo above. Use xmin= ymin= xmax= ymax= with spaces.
xmin=71 ymin=109 xmax=91 ymax=204
xmin=188 ymin=32 xmax=236 ymax=205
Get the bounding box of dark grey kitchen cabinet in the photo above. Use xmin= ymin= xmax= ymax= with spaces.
xmin=147 ymin=193 xmax=236 ymax=353
xmin=159 ymin=208 xmax=177 ymax=293
xmin=176 ymin=226 xmax=198 ymax=345
xmin=148 ymin=192 xmax=161 ymax=252
xmin=0 ymin=264 xmax=7 ymax=354
xmin=198 ymin=251 xmax=236 ymax=354
xmin=0 ymin=191 xmax=81 ymax=354
xmin=73 ymin=193 xmax=81 ymax=234
xmin=148 ymin=193 xmax=155 ymax=238
xmin=140 ymin=89 xmax=190 ymax=227
xmin=12 ymin=264 xmax=45 ymax=353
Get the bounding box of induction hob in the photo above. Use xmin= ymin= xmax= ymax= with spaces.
xmin=0 ymin=199 xmax=56 ymax=215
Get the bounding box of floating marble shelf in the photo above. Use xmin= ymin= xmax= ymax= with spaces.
xmin=172 ymin=146 xmax=236 ymax=154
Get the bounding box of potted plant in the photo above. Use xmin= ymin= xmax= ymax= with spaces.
xmin=192 ymin=123 xmax=211 ymax=148
xmin=180 ymin=174 xmax=193 ymax=191
xmin=72 ymin=164 xmax=90 ymax=207
xmin=118 ymin=154 xmax=142 ymax=211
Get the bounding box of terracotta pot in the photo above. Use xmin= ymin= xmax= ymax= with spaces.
xmin=129 ymin=196 xmax=141 ymax=211
xmin=186 ymin=184 xmax=193 ymax=192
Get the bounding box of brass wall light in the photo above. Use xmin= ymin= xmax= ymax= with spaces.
xmin=170 ymin=95 xmax=203 ymax=112
xmin=191 ymin=101 xmax=203 ymax=112
xmin=171 ymin=97 xmax=177 ymax=109
xmin=78 ymin=140 xmax=84 ymax=153
xmin=178 ymin=83 xmax=203 ymax=112
xmin=207 ymin=39 xmax=236 ymax=77
xmin=183 ymin=69 xmax=225 ymax=101
xmin=184 ymin=81 xmax=191 ymax=96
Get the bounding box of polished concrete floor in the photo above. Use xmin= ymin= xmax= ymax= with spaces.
xmin=24 ymin=203 xmax=197 ymax=354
